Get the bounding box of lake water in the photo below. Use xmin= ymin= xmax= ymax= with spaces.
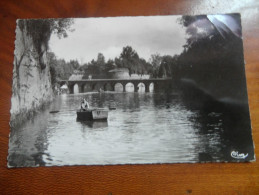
xmin=8 ymin=90 xmax=253 ymax=167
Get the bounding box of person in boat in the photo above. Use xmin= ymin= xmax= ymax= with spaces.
xmin=81 ymin=98 xmax=90 ymax=111
xmin=99 ymin=88 xmax=104 ymax=93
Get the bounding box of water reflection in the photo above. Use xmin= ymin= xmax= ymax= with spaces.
xmin=8 ymin=91 xmax=249 ymax=167
xmin=77 ymin=120 xmax=108 ymax=129
xmin=137 ymin=83 xmax=145 ymax=93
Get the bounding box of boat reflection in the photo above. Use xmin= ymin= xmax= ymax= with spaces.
xmin=76 ymin=119 xmax=108 ymax=129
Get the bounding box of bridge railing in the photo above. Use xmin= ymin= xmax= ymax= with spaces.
xmin=60 ymin=77 xmax=172 ymax=82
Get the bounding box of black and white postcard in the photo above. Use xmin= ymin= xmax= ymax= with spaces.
xmin=8 ymin=14 xmax=255 ymax=167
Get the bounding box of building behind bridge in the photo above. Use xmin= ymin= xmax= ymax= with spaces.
xmin=108 ymin=68 xmax=150 ymax=79
xmin=68 ymin=70 xmax=84 ymax=80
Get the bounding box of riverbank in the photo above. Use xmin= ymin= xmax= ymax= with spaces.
xmin=10 ymin=98 xmax=54 ymax=129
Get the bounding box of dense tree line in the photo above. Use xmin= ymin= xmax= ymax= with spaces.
xmin=79 ymin=53 xmax=115 ymax=79
xmin=114 ymin=46 xmax=152 ymax=76
xmin=48 ymin=52 xmax=80 ymax=88
xmin=79 ymin=46 xmax=155 ymax=79
xmin=77 ymin=46 xmax=179 ymax=79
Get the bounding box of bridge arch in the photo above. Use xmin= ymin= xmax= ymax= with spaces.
xmin=137 ymin=82 xmax=145 ymax=93
xmin=104 ymin=83 xmax=113 ymax=91
xmin=114 ymin=83 xmax=124 ymax=92
xmin=73 ymin=83 xmax=80 ymax=94
xmin=92 ymin=83 xmax=104 ymax=92
xmin=82 ymin=83 xmax=92 ymax=93
xmin=149 ymin=82 xmax=154 ymax=93
xmin=125 ymin=82 xmax=134 ymax=92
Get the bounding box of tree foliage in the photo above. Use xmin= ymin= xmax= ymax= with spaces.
xmin=80 ymin=53 xmax=110 ymax=79
xmin=48 ymin=52 xmax=80 ymax=83
xmin=50 ymin=45 xmax=179 ymax=83
xmin=115 ymin=46 xmax=153 ymax=76
xmin=79 ymin=47 xmax=154 ymax=79
xmin=18 ymin=19 xmax=74 ymax=70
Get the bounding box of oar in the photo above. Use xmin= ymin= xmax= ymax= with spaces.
xmin=49 ymin=109 xmax=77 ymax=113
xmin=49 ymin=107 xmax=112 ymax=113
xmin=49 ymin=110 xmax=59 ymax=113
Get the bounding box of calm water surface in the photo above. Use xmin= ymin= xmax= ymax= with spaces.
xmin=8 ymin=92 xmax=228 ymax=167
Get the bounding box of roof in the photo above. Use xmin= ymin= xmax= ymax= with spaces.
xmin=61 ymin=84 xmax=68 ymax=89
xmin=108 ymin=68 xmax=129 ymax=73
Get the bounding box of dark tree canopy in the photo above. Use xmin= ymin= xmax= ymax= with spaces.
xmin=69 ymin=59 xmax=80 ymax=70
xmin=18 ymin=19 xmax=73 ymax=52
xmin=120 ymin=46 xmax=139 ymax=60
xmin=177 ymin=14 xmax=247 ymax=101
xmin=48 ymin=52 xmax=80 ymax=82
xmin=158 ymin=55 xmax=179 ymax=78
xmin=115 ymin=46 xmax=152 ymax=76
xmin=18 ymin=19 xmax=74 ymax=70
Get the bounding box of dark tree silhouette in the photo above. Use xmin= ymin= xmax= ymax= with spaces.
xmin=177 ymin=14 xmax=247 ymax=102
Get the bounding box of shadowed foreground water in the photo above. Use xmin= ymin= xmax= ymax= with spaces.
xmin=8 ymin=92 xmax=254 ymax=167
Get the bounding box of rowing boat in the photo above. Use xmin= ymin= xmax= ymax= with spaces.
xmin=76 ymin=108 xmax=108 ymax=121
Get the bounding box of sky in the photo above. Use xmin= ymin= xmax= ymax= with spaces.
xmin=49 ymin=15 xmax=187 ymax=64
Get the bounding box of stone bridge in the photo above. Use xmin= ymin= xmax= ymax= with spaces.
xmin=58 ymin=78 xmax=172 ymax=94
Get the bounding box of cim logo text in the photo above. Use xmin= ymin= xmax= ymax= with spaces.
xmin=231 ymin=151 xmax=248 ymax=159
